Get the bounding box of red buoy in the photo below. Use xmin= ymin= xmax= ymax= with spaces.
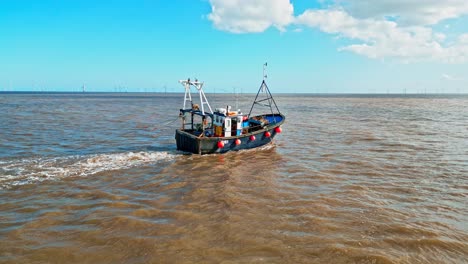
xmin=264 ymin=131 xmax=271 ymax=138
xmin=274 ymin=126 xmax=282 ymax=134
xmin=217 ymin=141 xmax=224 ymax=148
xmin=249 ymin=135 xmax=256 ymax=141
xmin=235 ymin=139 xmax=241 ymax=145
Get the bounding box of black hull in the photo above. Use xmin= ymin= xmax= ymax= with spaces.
xmin=175 ymin=114 xmax=285 ymax=155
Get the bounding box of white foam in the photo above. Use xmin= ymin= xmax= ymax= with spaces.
xmin=0 ymin=151 xmax=176 ymax=189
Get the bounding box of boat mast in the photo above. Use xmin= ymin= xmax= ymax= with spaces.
xmin=193 ymin=79 xmax=213 ymax=114
xmin=180 ymin=78 xmax=193 ymax=110
xmin=248 ymin=63 xmax=281 ymax=118
xmin=179 ymin=78 xmax=213 ymax=115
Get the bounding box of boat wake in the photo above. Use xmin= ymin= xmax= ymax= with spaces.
xmin=0 ymin=151 xmax=176 ymax=189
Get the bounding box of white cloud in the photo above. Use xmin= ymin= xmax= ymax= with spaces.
xmin=442 ymin=74 xmax=460 ymax=81
xmin=335 ymin=0 xmax=468 ymax=26
xmin=207 ymin=0 xmax=294 ymax=33
xmin=296 ymin=9 xmax=468 ymax=63
xmin=206 ymin=0 xmax=468 ymax=63
xmin=459 ymin=33 xmax=468 ymax=44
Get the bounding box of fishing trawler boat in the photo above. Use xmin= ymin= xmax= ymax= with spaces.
xmin=175 ymin=64 xmax=285 ymax=154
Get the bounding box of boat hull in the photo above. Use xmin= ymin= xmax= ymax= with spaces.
xmin=175 ymin=114 xmax=285 ymax=154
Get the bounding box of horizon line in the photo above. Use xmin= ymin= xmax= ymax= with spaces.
xmin=1 ymin=91 xmax=467 ymax=96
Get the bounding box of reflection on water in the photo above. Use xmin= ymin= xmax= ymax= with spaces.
xmin=0 ymin=93 xmax=467 ymax=263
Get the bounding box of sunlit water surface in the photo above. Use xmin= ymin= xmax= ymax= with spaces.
xmin=0 ymin=93 xmax=467 ymax=263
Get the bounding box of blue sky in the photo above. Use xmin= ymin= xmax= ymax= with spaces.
xmin=1 ymin=0 xmax=467 ymax=93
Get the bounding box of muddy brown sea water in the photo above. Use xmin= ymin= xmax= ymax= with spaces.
xmin=0 ymin=93 xmax=467 ymax=263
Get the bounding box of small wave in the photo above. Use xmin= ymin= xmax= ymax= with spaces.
xmin=0 ymin=151 xmax=176 ymax=189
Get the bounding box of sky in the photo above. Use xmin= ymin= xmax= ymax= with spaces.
xmin=0 ymin=0 xmax=467 ymax=93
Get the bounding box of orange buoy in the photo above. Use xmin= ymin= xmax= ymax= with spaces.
xmin=217 ymin=141 xmax=224 ymax=148
xmin=264 ymin=131 xmax=271 ymax=138
xmin=249 ymin=135 xmax=256 ymax=141
xmin=235 ymin=139 xmax=241 ymax=145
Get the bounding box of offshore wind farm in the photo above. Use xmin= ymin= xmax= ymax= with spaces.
xmin=1 ymin=1 xmax=467 ymax=263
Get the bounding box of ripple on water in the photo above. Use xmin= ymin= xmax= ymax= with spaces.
xmin=1 ymin=94 xmax=467 ymax=263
